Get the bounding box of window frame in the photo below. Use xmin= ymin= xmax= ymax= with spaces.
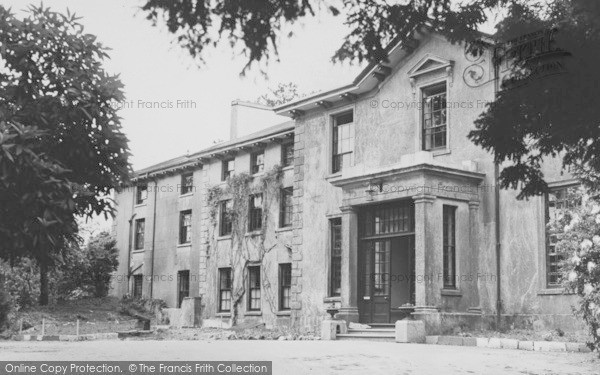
xmin=331 ymin=111 xmax=354 ymax=174
xmin=177 ymin=270 xmax=190 ymax=308
xmin=180 ymin=172 xmax=194 ymax=195
xmin=250 ymin=149 xmax=265 ymax=175
xmin=248 ymin=193 xmax=263 ymax=232
xmin=219 ymin=200 xmax=233 ymax=236
xmin=442 ymin=205 xmax=457 ymax=289
xmin=247 ymin=265 xmax=261 ymax=312
xmin=329 ymin=217 xmax=342 ymax=297
xmin=134 ymin=218 xmax=145 ymax=250
xmin=281 ymin=142 xmax=294 ymax=168
xmin=279 ymin=187 xmax=293 ymax=228
xmin=279 ymin=263 xmax=292 ymax=311
xmin=421 ymin=82 xmax=447 ymax=151
xmin=222 ymin=159 xmax=235 ymax=181
xmin=136 ymin=184 xmax=148 ymax=205
xmin=218 ymin=267 xmax=232 ymax=313
xmin=179 ymin=210 xmax=192 ymax=245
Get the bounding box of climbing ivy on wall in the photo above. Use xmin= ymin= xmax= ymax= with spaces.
xmin=206 ymin=165 xmax=291 ymax=325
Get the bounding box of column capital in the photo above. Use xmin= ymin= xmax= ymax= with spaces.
xmin=413 ymin=194 xmax=436 ymax=204
xmin=468 ymin=200 xmax=480 ymax=210
xmin=339 ymin=205 xmax=357 ymax=214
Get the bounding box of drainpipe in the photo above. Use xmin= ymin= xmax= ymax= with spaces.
xmin=127 ymin=212 xmax=137 ymax=292
xmin=149 ymin=176 xmax=158 ymax=299
xmin=492 ymin=43 xmax=503 ymax=328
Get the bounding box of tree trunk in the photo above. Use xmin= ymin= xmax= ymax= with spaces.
xmin=39 ymin=261 xmax=49 ymax=306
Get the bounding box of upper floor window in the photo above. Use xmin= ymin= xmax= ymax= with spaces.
xmin=442 ymin=205 xmax=457 ymax=289
xmin=279 ymin=187 xmax=293 ymax=228
xmin=222 ymin=159 xmax=235 ymax=181
xmin=248 ymin=194 xmax=263 ymax=232
xmin=219 ymin=200 xmax=233 ymax=236
xmin=332 ymin=111 xmax=354 ymax=174
xmin=281 ymin=142 xmax=294 ymax=167
xmin=136 ymin=184 xmax=148 ymax=205
xmin=247 ymin=265 xmax=261 ymax=311
xmin=180 ymin=172 xmax=194 ymax=195
xmin=422 ymin=83 xmax=447 ymax=150
xmin=546 ymin=186 xmax=581 ymax=287
xmin=179 ymin=210 xmax=192 ymax=244
xmin=250 ymin=150 xmax=265 ymax=174
xmin=330 ymin=218 xmax=342 ymax=297
xmin=134 ymin=218 xmax=145 ymax=250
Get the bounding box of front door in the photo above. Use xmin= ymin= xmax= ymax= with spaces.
xmin=359 ymin=239 xmax=391 ymax=323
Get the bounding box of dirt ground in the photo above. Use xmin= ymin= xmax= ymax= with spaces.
xmin=1 ymin=339 xmax=598 ymax=375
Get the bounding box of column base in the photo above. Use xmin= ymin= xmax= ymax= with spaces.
xmin=411 ymin=306 xmax=441 ymax=335
xmin=336 ymin=307 xmax=359 ymax=324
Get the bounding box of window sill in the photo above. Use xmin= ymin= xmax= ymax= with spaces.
xmin=131 ymin=249 xmax=145 ymax=254
xmin=275 ymin=310 xmax=291 ymax=316
xmin=282 ymin=165 xmax=294 ymax=171
xmin=217 ymin=235 xmax=232 ymax=241
xmin=251 ymin=172 xmax=265 ymax=178
xmin=245 ymin=231 xmax=263 ymax=237
xmin=441 ymin=289 xmax=462 ymax=296
xmin=244 ymin=311 xmax=262 ymax=316
xmin=538 ymin=288 xmax=572 ymax=295
xmin=323 ymin=296 xmax=341 ymax=303
xmin=134 ymin=203 xmax=147 ymax=208
xmin=177 ymin=243 xmax=191 ymax=248
xmin=275 ymin=227 xmax=293 ymax=233
xmin=179 ymin=193 xmax=194 ymax=198
xmin=432 ymin=148 xmax=451 ymax=157
xmin=216 ymin=312 xmax=231 ymax=318
xmin=325 ymin=172 xmax=343 ymax=181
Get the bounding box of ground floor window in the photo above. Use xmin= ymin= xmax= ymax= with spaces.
xmin=177 ymin=270 xmax=190 ymax=308
xmin=330 ymin=218 xmax=342 ymax=296
xmin=133 ymin=275 xmax=143 ymax=298
xmin=279 ymin=264 xmax=291 ymax=310
xmin=247 ymin=266 xmax=261 ymax=311
xmin=218 ymin=268 xmax=232 ymax=312
xmin=442 ymin=205 xmax=456 ymax=289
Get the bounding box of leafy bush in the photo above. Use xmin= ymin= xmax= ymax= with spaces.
xmin=0 ymin=283 xmax=11 ymax=330
xmin=550 ymin=190 xmax=600 ymax=353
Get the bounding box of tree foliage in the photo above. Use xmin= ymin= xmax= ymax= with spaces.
xmin=550 ymin=189 xmax=600 ymax=353
xmin=256 ymin=82 xmax=303 ymax=107
xmin=0 ymin=5 xmax=131 ymax=303
xmin=141 ymin=0 xmax=600 ymax=198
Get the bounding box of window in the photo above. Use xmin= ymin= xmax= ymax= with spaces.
xmin=134 ymin=219 xmax=145 ymax=250
xmin=279 ymin=187 xmax=293 ymax=228
xmin=218 ymin=268 xmax=232 ymax=312
xmin=179 ymin=210 xmax=192 ymax=244
xmin=177 ymin=270 xmax=190 ymax=308
xmin=248 ymin=193 xmax=263 ymax=232
xmin=219 ymin=200 xmax=233 ymax=236
xmin=180 ymin=173 xmax=194 ymax=195
xmin=546 ymin=186 xmax=581 ymax=287
xmin=222 ymin=159 xmax=235 ymax=181
xmin=422 ymin=83 xmax=447 ymax=150
xmin=279 ymin=263 xmax=292 ymax=310
xmin=250 ymin=150 xmax=265 ymax=174
xmin=133 ymin=275 xmax=143 ymax=298
xmin=443 ymin=205 xmax=457 ymax=289
xmin=247 ymin=266 xmax=261 ymax=311
xmin=281 ymin=142 xmax=294 ymax=167
xmin=330 ymin=218 xmax=342 ymax=296
xmin=332 ymin=112 xmax=354 ymax=174
xmin=136 ymin=184 xmax=148 ymax=205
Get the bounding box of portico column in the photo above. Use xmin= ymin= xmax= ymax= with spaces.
xmin=413 ymin=194 xmax=438 ymax=311
xmin=337 ymin=205 xmax=359 ymax=323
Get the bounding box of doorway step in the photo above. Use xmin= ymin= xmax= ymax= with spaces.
xmin=337 ymin=324 xmax=395 ymax=342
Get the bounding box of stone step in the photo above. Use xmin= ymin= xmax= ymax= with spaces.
xmin=337 ymin=333 xmax=395 ymax=341
xmin=347 ymin=328 xmax=395 ymax=335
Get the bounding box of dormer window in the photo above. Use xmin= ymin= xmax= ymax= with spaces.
xmin=422 ymin=83 xmax=447 ymax=151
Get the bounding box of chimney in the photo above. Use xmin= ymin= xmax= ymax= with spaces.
xmin=229 ymin=100 xmax=287 ymax=140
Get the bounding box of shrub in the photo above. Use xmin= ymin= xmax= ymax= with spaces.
xmin=0 ymin=283 xmax=11 ymax=330
xmin=550 ymin=189 xmax=600 ymax=353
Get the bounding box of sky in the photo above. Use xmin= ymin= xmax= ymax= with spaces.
xmin=2 ymin=0 xmax=362 ymax=170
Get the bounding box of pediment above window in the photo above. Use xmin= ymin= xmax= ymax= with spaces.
xmin=407 ymin=54 xmax=454 ymax=79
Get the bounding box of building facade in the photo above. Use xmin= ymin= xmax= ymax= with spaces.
xmin=111 ymin=31 xmax=582 ymax=332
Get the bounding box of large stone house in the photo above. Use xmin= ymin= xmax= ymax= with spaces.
xmin=111 ymin=30 xmax=580 ymax=332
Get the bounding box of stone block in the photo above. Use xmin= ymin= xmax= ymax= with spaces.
xmin=475 ymin=338 xmax=489 ymax=347
xmin=321 ymin=320 xmax=338 ymax=340
xmin=425 ymin=336 xmax=439 ymax=345
xmin=534 ymin=341 xmax=566 ymax=352
xmin=462 ymin=337 xmax=477 ymax=346
xmin=518 ymin=341 xmax=534 ymax=351
xmin=487 ymin=338 xmax=502 ymax=349
xmin=395 ymin=320 xmax=426 ymax=343
xmin=437 ymin=336 xmax=463 ymax=346
xmin=565 ymin=343 xmax=580 ymax=352
xmin=500 ymin=338 xmax=519 ymax=349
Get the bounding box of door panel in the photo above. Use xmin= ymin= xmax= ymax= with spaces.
xmin=359 ymin=240 xmax=391 ymax=323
